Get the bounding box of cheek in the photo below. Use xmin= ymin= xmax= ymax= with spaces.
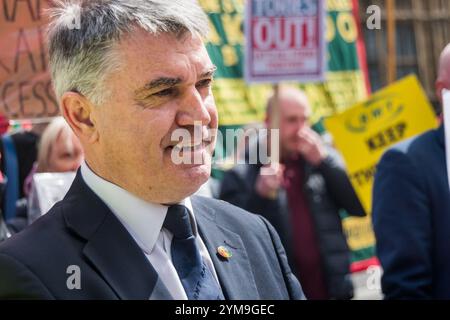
xmin=205 ymin=97 xmax=218 ymax=126
xmin=280 ymin=126 xmax=294 ymax=139
xmin=47 ymin=151 xmax=59 ymax=167
xmin=128 ymin=111 xmax=175 ymax=156
xmin=60 ymin=160 xmax=73 ymax=171
xmin=51 ymin=157 xmax=69 ymax=172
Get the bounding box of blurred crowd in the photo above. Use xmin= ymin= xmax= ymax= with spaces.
xmin=0 ymin=116 xmax=83 ymax=233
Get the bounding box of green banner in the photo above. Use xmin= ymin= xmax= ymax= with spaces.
xmin=200 ymin=0 xmax=369 ymax=126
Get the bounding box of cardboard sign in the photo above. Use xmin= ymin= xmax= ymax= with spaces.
xmin=244 ymin=0 xmax=326 ymax=83
xmin=0 ymin=0 xmax=59 ymax=120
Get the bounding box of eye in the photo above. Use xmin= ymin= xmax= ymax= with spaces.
xmin=196 ymin=78 xmax=212 ymax=89
xmin=153 ymin=88 xmax=176 ymax=97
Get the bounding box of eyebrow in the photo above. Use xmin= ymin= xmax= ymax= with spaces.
xmin=135 ymin=65 xmax=217 ymax=98
xmin=141 ymin=77 xmax=182 ymax=92
xmin=200 ymin=65 xmax=217 ymax=79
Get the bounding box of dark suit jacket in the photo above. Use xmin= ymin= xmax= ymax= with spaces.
xmin=373 ymin=124 xmax=450 ymax=299
xmin=220 ymin=148 xmax=365 ymax=299
xmin=0 ymin=171 xmax=304 ymax=299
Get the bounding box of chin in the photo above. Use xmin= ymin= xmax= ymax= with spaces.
xmin=166 ymin=151 xmax=212 ymax=197
xmin=184 ymin=163 xmax=210 ymax=182
xmin=164 ymin=178 xmax=206 ymax=204
xmin=184 ymin=163 xmax=211 ymax=191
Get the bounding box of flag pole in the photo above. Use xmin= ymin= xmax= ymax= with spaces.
xmin=270 ymin=83 xmax=280 ymax=167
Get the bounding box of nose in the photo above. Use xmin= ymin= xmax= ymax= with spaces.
xmin=176 ymin=86 xmax=211 ymax=127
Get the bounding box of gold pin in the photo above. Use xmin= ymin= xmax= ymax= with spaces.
xmin=217 ymin=246 xmax=232 ymax=259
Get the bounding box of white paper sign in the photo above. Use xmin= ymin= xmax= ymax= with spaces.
xmin=244 ymin=0 xmax=326 ymax=84
xmin=28 ymin=172 xmax=76 ymax=223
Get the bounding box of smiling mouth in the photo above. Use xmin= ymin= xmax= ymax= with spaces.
xmin=166 ymin=139 xmax=212 ymax=152
xmin=174 ymin=141 xmax=205 ymax=152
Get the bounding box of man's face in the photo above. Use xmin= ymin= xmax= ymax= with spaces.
xmin=90 ymin=30 xmax=218 ymax=204
xmin=278 ymin=95 xmax=311 ymax=155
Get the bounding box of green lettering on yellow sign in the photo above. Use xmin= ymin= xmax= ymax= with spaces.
xmin=345 ymin=95 xmax=404 ymax=133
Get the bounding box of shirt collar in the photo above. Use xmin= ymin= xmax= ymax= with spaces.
xmin=80 ymin=161 xmax=197 ymax=254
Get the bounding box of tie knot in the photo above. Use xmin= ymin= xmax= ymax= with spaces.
xmin=163 ymin=204 xmax=194 ymax=239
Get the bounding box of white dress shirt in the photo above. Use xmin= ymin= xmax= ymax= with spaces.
xmin=80 ymin=162 xmax=219 ymax=300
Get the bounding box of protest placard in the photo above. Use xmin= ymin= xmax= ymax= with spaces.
xmin=244 ymin=0 xmax=326 ymax=84
xmin=0 ymin=0 xmax=59 ymax=120
xmin=325 ymin=75 xmax=438 ymax=258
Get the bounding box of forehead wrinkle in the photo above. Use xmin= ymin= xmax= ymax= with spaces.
xmin=129 ymin=44 xmax=215 ymax=97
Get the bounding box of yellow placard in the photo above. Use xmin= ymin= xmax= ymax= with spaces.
xmin=325 ymin=74 xmax=438 ymax=215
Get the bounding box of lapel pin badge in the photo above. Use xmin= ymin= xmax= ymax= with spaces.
xmin=217 ymin=246 xmax=232 ymax=259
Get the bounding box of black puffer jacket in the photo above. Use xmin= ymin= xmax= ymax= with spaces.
xmin=219 ymin=147 xmax=365 ymax=299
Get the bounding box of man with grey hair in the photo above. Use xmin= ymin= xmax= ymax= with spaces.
xmin=0 ymin=0 xmax=304 ymax=300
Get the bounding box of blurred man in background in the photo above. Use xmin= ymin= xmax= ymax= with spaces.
xmin=220 ymin=86 xmax=365 ymax=300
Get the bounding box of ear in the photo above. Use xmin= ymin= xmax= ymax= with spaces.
xmin=61 ymin=92 xmax=99 ymax=144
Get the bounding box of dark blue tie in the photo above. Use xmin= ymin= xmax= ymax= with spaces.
xmin=164 ymin=204 xmax=224 ymax=300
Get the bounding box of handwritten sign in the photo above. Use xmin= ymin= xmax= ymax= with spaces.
xmin=0 ymin=0 xmax=59 ymax=119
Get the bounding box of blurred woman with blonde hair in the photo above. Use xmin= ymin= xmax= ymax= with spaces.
xmin=10 ymin=117 xmax=84 ymax=231
xmin=36 ymin=117 xmax=83 ymax=173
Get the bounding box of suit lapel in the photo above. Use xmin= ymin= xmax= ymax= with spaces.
xmin=63 ymin=171 xmax=171 ymax=300
xmin=192 ymin=197 xmax=259 ymax=300
xmin=82 ymin=212 xmax=164 ymax=299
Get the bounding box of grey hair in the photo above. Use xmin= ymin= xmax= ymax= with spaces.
xmin=47 ymin=0 xmax=209 ymax=106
